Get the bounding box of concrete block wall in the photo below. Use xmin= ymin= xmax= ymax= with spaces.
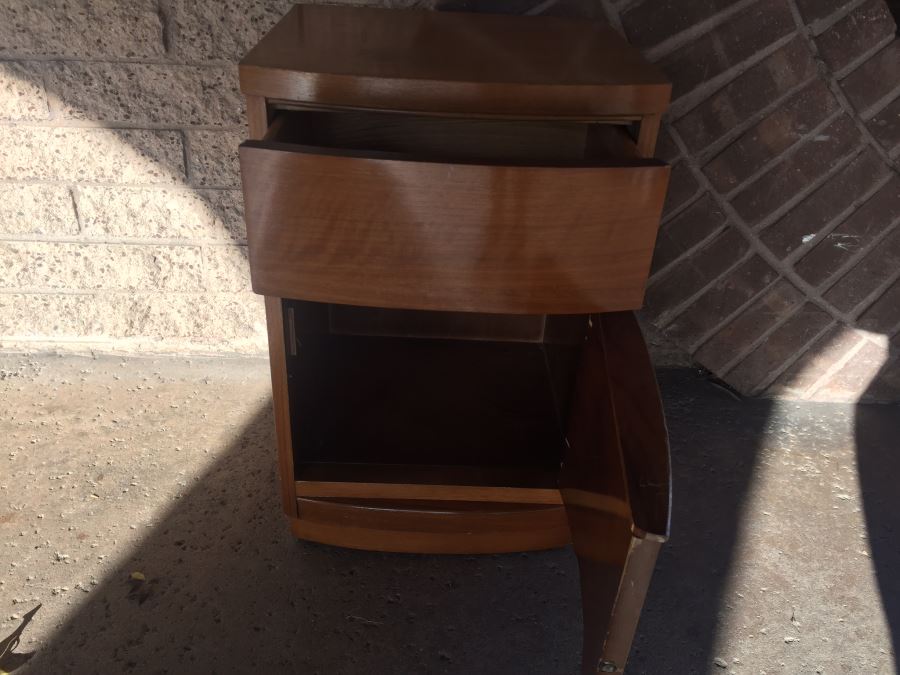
xmin=1 ymin=0 xmax=899 ymax=401
xmin=0 ymin=0 xmax=283 ymax=354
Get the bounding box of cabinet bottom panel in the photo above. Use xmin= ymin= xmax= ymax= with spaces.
xmin=291 ymin=497 xmax=571 ymax=554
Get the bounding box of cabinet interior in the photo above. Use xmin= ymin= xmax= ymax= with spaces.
xmin=283 ymin=300 xmax=586 ymax=490
xmin=265 ymin=107 xmax=639 ymax=163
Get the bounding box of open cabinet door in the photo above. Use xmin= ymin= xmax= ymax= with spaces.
xmin=560 ymin=312 xmax=671 ymax=674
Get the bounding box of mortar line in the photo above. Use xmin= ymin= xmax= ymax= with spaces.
xmin=786 ymin=0 xmax=900 ymax=172
xmin=802 ymin=332 xmax=871 ymax=399
xmin=652 ymin=250 xmax=755 ymax=328
xmin=858 ymin=78 xmax=900 ymax=121
xmin=0 ymin=234 xmax=246 ymax=246
xmin=0 ymin=54 xmax=239 ymax=68
xmin=647 ymin=222 xmax=730 ymax=283
xmin=0 ymin=178 xmax=238 ymax=190
xmin=0 ymin=119 xmax=246 ymax=132
xmin=666 ymin=124 xmax=848 ymax=326
xmin=688 ymin=277 xmax=801 ymax=363
xmin=658 ymin=183 xmax=705 ymax=226
xmin=666 ymin=32 xmax=798 ymax=119
xmin=643 ymin=0 xmax=761 ymax=62
xmin=731 ymin=319 xmax=838 ymax=396
xmin=804 ymin=0 xmax=873 ymax=36
xmin=684 ymin=74 xmax=820 ymax=163
xmin=0 ymin=341 xmax=267 ymax=358
xmin=831 ymin=33 xmax=896 ymax=81
xmin=748 ymin=145 xmax=865 ymax=233
xmin=844 ymin=265 xmax=900 ymax=322
xmin=813 ymin=210 xmax=900 ymax=299
xmin=720 ymin=109 xmax=845 ymax=201
xmin=0 ymin=289 xmax=253 ymax=296
xmin=692 ymin=270 xmax=783 ymax=356
xmin=777 ymin=169 xmax=894 ymax=266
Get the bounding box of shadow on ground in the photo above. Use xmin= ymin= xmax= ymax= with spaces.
xmin=21 ymin=371 xmax=885 ymax=674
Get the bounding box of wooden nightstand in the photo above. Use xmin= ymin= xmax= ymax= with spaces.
xmin=238 ymin=5 xmax=672 ymax=672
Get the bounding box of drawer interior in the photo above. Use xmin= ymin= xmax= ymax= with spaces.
xmin=284 ymin=300 xmax=585 ymax=494
xmin=265 ymin=108 xmax=639 ymax=162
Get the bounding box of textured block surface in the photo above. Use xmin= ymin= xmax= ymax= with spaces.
xmin=0 ymin=0 xmax=898 ymax=401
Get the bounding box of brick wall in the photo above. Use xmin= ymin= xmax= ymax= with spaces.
xmin=609 ymin=0 xmax=900 ymax=403
xmin=1 ymin=0 xmax=898 ymax=401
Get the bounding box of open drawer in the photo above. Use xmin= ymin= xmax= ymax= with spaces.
xmin=239 ymin=109 xmax=671 ymax=314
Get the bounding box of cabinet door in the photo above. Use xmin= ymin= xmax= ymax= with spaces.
xmin=560 ymin=312 xmax=670 ymax=674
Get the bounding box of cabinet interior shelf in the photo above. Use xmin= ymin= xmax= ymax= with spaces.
xmin=287 ymin=317 xmax=582 ymax=502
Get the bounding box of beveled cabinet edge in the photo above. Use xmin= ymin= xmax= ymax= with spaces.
xmin=238 ymin=5 xmax=671 ymax=118
xmin=248 ymin=94 xmax=298 ymax=519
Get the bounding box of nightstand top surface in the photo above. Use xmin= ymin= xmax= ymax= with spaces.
xmin=240 ymin=4 xmax=670 ymax=117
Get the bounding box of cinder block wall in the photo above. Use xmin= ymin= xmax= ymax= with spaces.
xmin=0 ymin=0 xmax=277 ymax=353
xmin=1 ymin=0 xmax=899 ymax=402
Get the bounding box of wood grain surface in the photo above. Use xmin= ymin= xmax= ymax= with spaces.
xmin=240 ymin=4 xmax=670 ymax=117
xmin=240 ymin=144 xmax=669 ymax=314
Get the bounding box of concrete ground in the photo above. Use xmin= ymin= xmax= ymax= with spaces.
xmin=0 ymin=353 xmax=897 ymax=675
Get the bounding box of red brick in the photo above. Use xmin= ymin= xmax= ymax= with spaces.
xmin=794 ymin=0 xmax=852 ymax=26
xmin=812 ymin=339 xmax=890 ymax=400
xmin=730 ymin=115 xmax=860 ymax=226
xmin=867 ymin=95 xmax=900 ymax=154
xmin=694 ymin=279 xmax=804 ymax=373
xmin=794 ymin=176 xmax=900 ymax=286
xmin=857 ymin=277 xmax=900 ymax=332
xmin=823 ymin=227 xmax=900 ymax=312
xmin=725 ymin=302 xmax=833 ymax=394
xmin=621 ymin=0 xmax=742 ymax=50
xmin=645 ymin=227 xmax=748 ymax=319
xmin=702 ymin=81 xmax=840 ymax=193
xmin=840 ymin=39 xmax=900 ymax=114
xmin=769 ymin=323 xmax=864 ymax=396
xmin=655 ymin=0 xmax=796 ymax=101
xmin=760 ymin=148 xmax=890 ymax=259
xmin=814 ymin=0 xmax=895 ymax=73
xmin=674 ymin=38 xmax=818 ymax=153
xmin=651 ymin=194 xmax=727 ymax=274
xmin=664 ymin=255 xmax=779 ymax=345
xmin=662 ymin=160 xmax=700 ymax=217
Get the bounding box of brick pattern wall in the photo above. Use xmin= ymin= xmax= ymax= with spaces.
xmin=1 ymin=0 xmax=898 ymax=401
xmin=608 ymin=0 xmax=900 ymax=403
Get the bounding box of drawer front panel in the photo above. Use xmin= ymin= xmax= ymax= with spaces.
xmin=239 ymin=144 xmax=670 ymax=314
